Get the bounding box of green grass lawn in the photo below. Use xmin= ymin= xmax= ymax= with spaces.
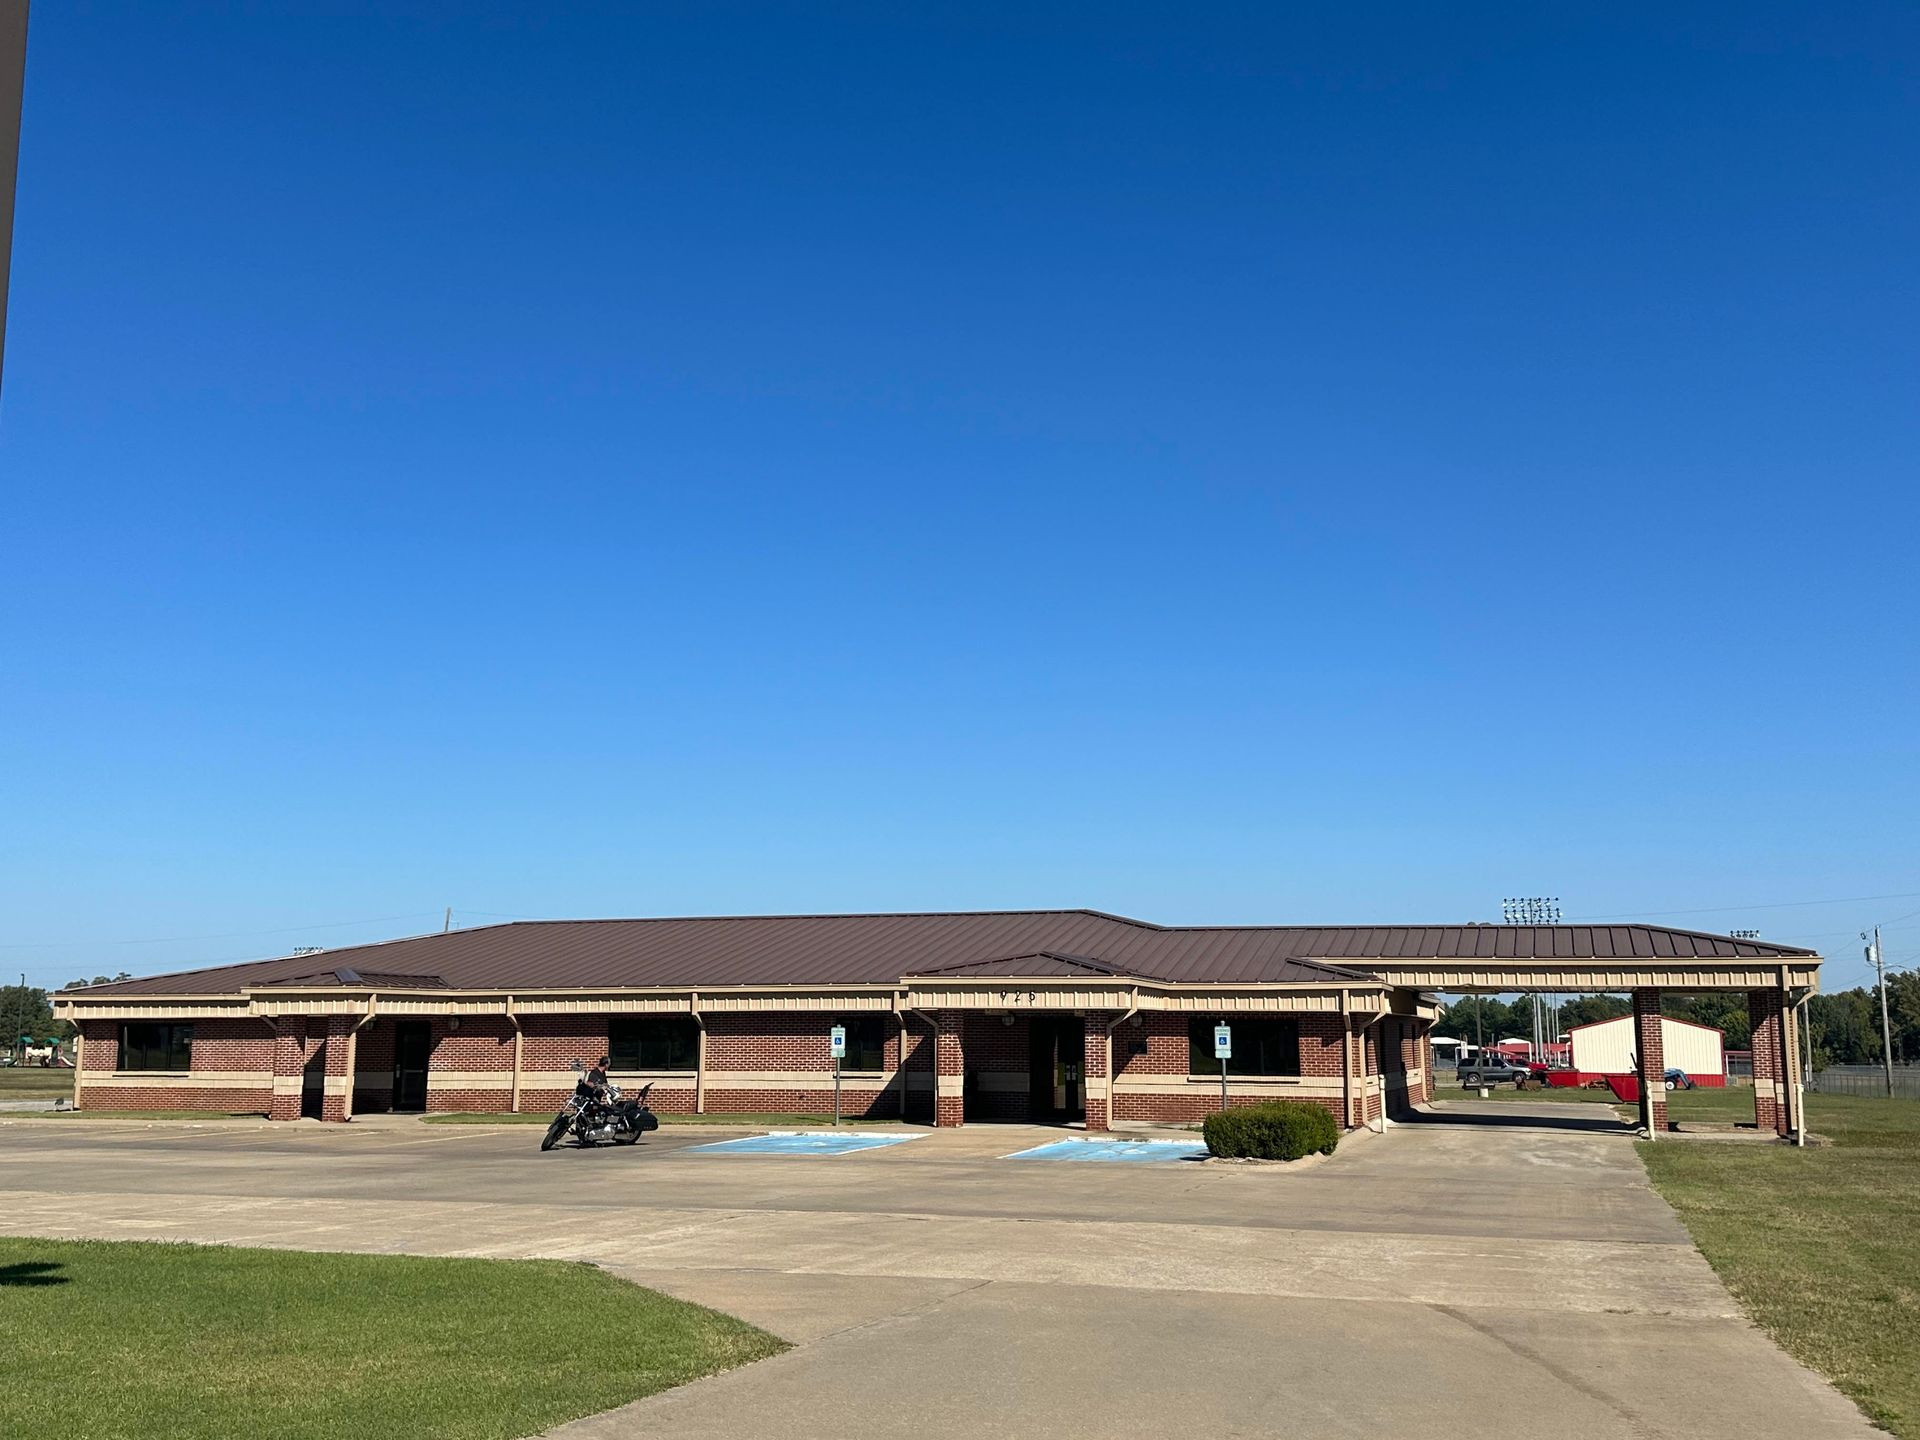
xmin=1659 ymin=1084 xmax=1764 ymax=1124
xmin=0 ymin=1236 xmax=784 ymax=1440
xmin=423 ymin=1110 xmax=912 ymax=1126
xmin=0 ymin=1066 xmax=75 ymax=1098
xmin=1638 ymin=1094 xmax=1920 ymax=1438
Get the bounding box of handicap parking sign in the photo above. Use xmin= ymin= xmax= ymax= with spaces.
xmin=829 ymin=1025 xmax=847 ymax=1059
xmin=1213 ymin=1024 xmax=1231 ymax=1060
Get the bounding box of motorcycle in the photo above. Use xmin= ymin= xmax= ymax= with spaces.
xmin=541 ymin=1061 xmax=660 ymax=1151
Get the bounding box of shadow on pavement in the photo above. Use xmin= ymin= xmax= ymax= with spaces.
xmin=1397 ymin=1105 xmax=1635 ymax=1134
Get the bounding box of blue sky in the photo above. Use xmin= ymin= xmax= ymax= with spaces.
xmin=3 ymin=3 xmax=1916 ymax=992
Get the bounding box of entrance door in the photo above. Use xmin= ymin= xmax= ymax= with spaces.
xmin=1028 ymin=1017 xmax=1086 ymax=1121
xmin=300 ymin=1035 xmax=325 ymax=1120
xmin=391 ymin=1021 xmax=431 ymax=1112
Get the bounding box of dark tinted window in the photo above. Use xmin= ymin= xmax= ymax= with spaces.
xmin=118 ymin=1023 xmax=193 ymax=1072
xmin=607 ymin=1017 xmax=699 ymax=1071
xmin=1187 ymin=1017 xmax=1300 ymax=1077
xmin=835 ymin=1017 xmax=886 ymax=1071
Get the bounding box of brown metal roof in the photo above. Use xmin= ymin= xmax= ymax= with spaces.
xmin=263 ymin=968 xmax=450 ymax=988
xmin=59 ymin=911 xmax=1817 ymax=998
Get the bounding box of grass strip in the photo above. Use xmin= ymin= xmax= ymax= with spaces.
xmin=0 ymin=1236 xmax=784 ymax=1440
xmin=1638 ymin=1094 xmax=1920 ymax=1437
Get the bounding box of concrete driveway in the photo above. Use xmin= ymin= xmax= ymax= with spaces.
xmin=0 ymin=1104 xmax=1875 ymax=1439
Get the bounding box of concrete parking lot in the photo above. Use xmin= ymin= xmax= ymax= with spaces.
xmin=0 ymin=1104 xmax=1877 ymax=1440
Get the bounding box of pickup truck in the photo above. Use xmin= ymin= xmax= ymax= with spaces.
xmin=1455 ymin=1056 xmax=1530 ymax=1087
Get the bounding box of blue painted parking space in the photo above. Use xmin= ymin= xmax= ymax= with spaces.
xmin=1004 ymin=1138 xmax=1209 ymax=1163
xmin=687 ymin=1131 xmax=924 ymax=1156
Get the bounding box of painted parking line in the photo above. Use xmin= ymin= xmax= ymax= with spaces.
xmin=687 ymin=1131 xmax=925 ymax=1156
xmin=1004 ymin=1138 xmax=1209 ymax=1163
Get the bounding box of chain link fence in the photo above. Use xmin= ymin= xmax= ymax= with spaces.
xmin=1809 ymin=1065 xmax=1920 ymax=1100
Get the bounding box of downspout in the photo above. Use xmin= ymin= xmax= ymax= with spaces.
xmin=1103 ymin=989 xmax=1140 ymax=1131
xmin=1349 ymin=996 xmax=1392 ymax=1134
xmin=691 ymin=992 xmax=705 ymax=1114
xmin=504 ymin=996 xmax=522 ymax=1114
xmin=343 ymin=995 xmax=379 ymax=1122
xmin=904 ymin=1006 xmax=942 ymax=1125
xmin=1339 ymin=989 xmax=1355 ymax=1130
xmin=892 ymin=991 xmax=909 ymax=1120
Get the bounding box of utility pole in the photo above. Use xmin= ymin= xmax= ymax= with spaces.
xmin=1865 ymin=927 xmax=1893 ymax=1097
xmin=444 ymin=906 xmax=453 ymax=933
xmin=0 ymin=1 xmax=26 ymax=400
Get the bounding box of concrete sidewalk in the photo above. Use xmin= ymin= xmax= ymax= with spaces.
xmin=0 ymin=1103 xmax=1878 ymax=1440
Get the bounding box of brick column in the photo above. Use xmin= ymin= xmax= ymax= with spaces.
xmin=1632 ymin=989 xmax=1667 ymax=1133
xmin=321 ymin=1018 xmax=354 ymax=1122
xmin=269 ymin=1023 xmax=305 ymax=1121
xmin=1081 ymin=1014 xmax=1111 ymax=1132
xmin=1749 ymin=989 xmax=1788 ymax=1136
xmin=934 ymin=1010 xmax=965 ymax=1128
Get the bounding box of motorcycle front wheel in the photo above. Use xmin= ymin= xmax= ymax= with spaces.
xmin=540 ymin=1113 xmax=570 ymax=1151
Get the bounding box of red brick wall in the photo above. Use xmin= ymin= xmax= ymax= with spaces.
xmin=76 ymin=1005 xmax=1396 ymax=1128
xmin=960 ymin=1014 xmax=1031 ymax=1121
xmin=1109 ymin=1013 xmax=1351 ymax=1126
xmin=352 ymin=1020 xmax=397 ymax=1113
xmin=76 ymin=1017 xmax=275 ymax=1114
xmin=699 ymin=1012 xmax=911 ymax=1119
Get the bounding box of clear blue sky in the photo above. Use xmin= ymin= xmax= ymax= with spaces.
xmin=4 ymin=4 xmax=1916 ymax=993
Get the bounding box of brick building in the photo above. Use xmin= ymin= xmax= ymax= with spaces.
xmin=52 ymin=910 xmax=1819 ymax=1137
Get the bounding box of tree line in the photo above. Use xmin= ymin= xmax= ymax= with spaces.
xmin=1436 ymin=981 xmax=1920 ymax=1070
xmin=0 ymin=976 xmax=133 ymax=1053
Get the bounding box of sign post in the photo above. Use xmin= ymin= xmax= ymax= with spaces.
xmin=1213 ymin=1023 xmax=1232 ymax=1114
xmin=829 ymin=1025 xmax=847 ymax=1127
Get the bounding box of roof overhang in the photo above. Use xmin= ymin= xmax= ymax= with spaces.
xmin=1356 ymin=956 xmax=1822 ymax=993
xmin=55 ymin=975 xmax=1438 ymax=1023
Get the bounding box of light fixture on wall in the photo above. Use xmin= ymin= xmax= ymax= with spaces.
xmin=448 ymin=1018 xmax=460 ymax=1031
xmin=1001 ymin=1014 xmax=1015 ymax=1027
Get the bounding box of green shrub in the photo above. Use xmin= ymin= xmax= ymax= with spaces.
xmin=1201 ymin=1100 xmax=1340 ymax=1160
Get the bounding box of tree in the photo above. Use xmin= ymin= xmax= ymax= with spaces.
xmin=1662 ymin=993 xmax=1751 ymax=1049
xmin=1435 ymin=996 xmax=1519 ymax=1044
xmin=1556 ymin=994 xmax=1631 ymax=1030
xmin=0 ymin=985 xmax=60 ymax=1052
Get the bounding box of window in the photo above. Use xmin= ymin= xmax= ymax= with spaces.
xmin=835 ymin=1017 xmax=886 ymax=1071
xmin=607 ymin=1017 xmax=699 ymax=1071
xmin=118 ymin=1023 xmax=194 ymax=1072
xmin=1188 ymin=1017 xmax=1299 ymax=1077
